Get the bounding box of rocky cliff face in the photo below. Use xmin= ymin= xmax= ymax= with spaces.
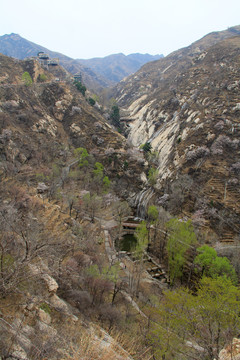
xmin=113 ymin=26 xmax=240 ymax=242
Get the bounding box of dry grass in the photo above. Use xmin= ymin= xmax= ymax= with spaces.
xmin=61 ymin=328 xmax=133 ymax=360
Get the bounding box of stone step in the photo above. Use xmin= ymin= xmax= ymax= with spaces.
xmin=220 ymin=238 xmax=235 ymax=243
xmin=220 ymin=232 xmax=235 ymax=242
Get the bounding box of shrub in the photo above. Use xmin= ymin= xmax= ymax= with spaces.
xmin=0 ymin=129 xmax=12 ymax=143
xmin=103 ymin=176 xmax=111 ymax=192
xmin=39 ymin=73 xmax=47 ymax=82
xmin=22 ymin=71 xmax=32 ymax=86
xmin=88 ymin=97 xmax=96 ymax=106
xmin=211 ymin=135 xmax=239 ymax=155
xmin=194 ymin=245 xmax=237 ymax=283
xmin=227 ymin=178 xmax=238 ymax=185
xmin=74 ymin=80 xmax=86 ymax=96
xmin=230 ymin=162 xmax=240 ymax=174
xmin=123 ymin=160 xmax=128 ymax=170
xmin=214 ymin=120 xmax=224 ymax=130
xmin=148 ymin=166 xmax=158 ymax=185
xmin=92 ymin=134 xmax=104 ymax=145
xmin=74 ymin=147 xmax=89 ymax=168
xmin=70 ymin=106 xmax=81 ymax=115
xmin=98 ymin=304 xmax=121 ymax=330
xmin=186 ymin=146 xmax=210 ymax=161
xmin=191 ymin=209 xmax=206 ymax=227
xmin=39 ymin=302 xmax=51 ymax=314
xmin=67 ymin=290 xmax=92 ymax=311
xmin=140 ymin=142 xmax=152 ymax=153
xmin=110 ymin=105 xmax=120 ymax=128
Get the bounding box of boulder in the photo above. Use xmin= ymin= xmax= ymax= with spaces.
xmin=219 ymin=338 xmax=240 ymax=360
xmin=38 ymin=308 xmax=51 ymax=325
xmin=42 ymin=274 xmax=58 ymax=293
xmin=37 ymin=182 xmax=49 ymax=193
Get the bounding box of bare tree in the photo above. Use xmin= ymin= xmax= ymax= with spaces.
xmin=82 ymin=193 xmax=102 ymax=222
xmin=113 ymin=200 xmax=131 ymax=240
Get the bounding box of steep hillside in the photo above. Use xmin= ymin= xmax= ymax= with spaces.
xmin=1 ymin=28 xmax=240 ymax=360
xmin=78 ymin=53 xmax=163 ymax=83
xmin=0 ymin=33 xmax=112 ymax=91
xmin=113 ymin=26 xmax=240 ymax=242
xmin=114 ymin=26 xmax=240 ymax=106
xmin=0 ymin=54 xmax=150 ymax=359
xmin=0 ymin=53 xmax=146 ymax=192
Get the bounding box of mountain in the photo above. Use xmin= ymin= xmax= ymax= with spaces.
xmin=0 ymin=33 xmax=163 ymax=90
xmin=113 ymin=25 xmax=240 ymax=242
xmin=77 ymin=52 xmax=163 ymax=83
xmin=1 ymin=26 xmax=240 ymax=360
xmin=0 ymin=33 xmax=113 ymax=91
xmin=0 ymin=53 xmax=147 ymax=359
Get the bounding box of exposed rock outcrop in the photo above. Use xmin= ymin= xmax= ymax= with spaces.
xmin=219 ymin=338 xmax=240 ymax=360
xmin=113 ymin=26 xmax=240 ymax=241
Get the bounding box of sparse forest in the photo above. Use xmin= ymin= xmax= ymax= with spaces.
xmin=0 ymin=25 xmax=240 ymax=360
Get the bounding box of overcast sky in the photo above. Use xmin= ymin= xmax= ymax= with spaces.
xmin=1 ymin=0 xmax=240 ymax=59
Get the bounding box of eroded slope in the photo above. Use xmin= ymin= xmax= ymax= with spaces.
xmin=114 ymin=27 xmax=240 ymax=242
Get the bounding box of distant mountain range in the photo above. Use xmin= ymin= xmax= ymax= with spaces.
xmin=0 ymin=33 xmax=163 ymax=91
xmin=78 ymin=53 xmax=163 ymax=83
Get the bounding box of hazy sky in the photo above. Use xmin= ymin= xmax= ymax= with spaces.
xmin=1 ymin=0 xmax=240 ymax=59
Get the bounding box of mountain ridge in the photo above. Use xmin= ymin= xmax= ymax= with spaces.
xmin=0 ymin=33 xmax=112 ymax=91
xmin=0 ymin=33 xmax=163 ymax=90
xmin=114 ymin=25 xmax=240 ymax=106
xmin=77 ymin=52 xmax=163 ymax=83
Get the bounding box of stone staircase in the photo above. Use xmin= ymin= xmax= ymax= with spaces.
xmin=205 ymin=176 xmax=240 ymax=242
xmin=224 ymin=184 xmax=240 ymax=214
xmin=220 ymin=230 xmax=236 ymax=243
xmin=207 ymin=176 xmax=226 ymax=202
